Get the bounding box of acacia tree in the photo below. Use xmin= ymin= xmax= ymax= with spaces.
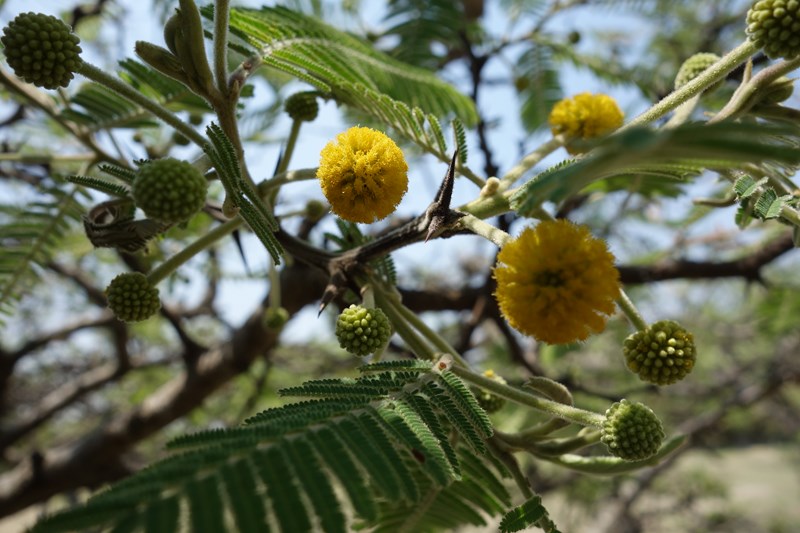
xmin=0 ymin=0 xmax=799 ymax=531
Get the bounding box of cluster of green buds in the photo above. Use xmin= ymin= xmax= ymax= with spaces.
xmin=1 ymin=12 xmax=83 ymax=89
xmin=623 ymin=320 xmax=696 ymax=386
xmin=746 ymin=0 xmax=800 ymax=59
xmin=105 ymin=272 xmax=161 ymax=323
xmin=674 ymin=53 xmax=722 ymax=92
xmin=335 ymin=304 xmax=392 ymax=357
xmin=285 ymin=92 xmax=320 ymax=122
xmin=601 ymin=399 xmax=665 ymax=461
xmin=132 ymin=158 xmax=208 ymax=224
xmin=472 ymin=370 xmax=508 ymax=414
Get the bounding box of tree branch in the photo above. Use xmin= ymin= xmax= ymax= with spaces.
xmin=0 ymin=262 xmax=325 ymax=517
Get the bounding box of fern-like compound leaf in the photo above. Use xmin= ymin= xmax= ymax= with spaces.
xmin=187 ymin=475 xmax=227 ymax=533
xmin=358 ymin=409 xmax=421 ymax=501
xmin=308 ymin=426 xmax=377 ymax=521
xmin=143 ymin=495 xmax=180 ymax=533
xmin=0 ymin=184 xmax=85 ymax=325
xmin=753 ymin=188 xmax=790 ymax=220
xmin=511 ymin=122 xmax=800 ymax=216
xmin=332 ymin=415 xmax=405 ymax=501
xmin=32 ymin=366 xmax=498 ymax=532
xmin=220 ymin=459 xmax=268 ymax=532
xmin=438 ymin=370 xmax=494 ymax=438
xmin=255 ymin=444 xmax=313 ymax=532
xmin=378 ymin=398 xmax=455 ymax=486
xmin=209 ymin=6 xmax=477 ymax=164
xmin=422 ymin=381 xmax=488 ymax=455
xmin=283 ymin=436 xmax=347 ymax=533
xmin=219 ymin=6 xmax=477 ymax=125
xmin=203 ymin=123 xmax=283 ymax=263
xmin=406 ymin=392 xmax=461 ymax=478
xmin=66 ymin=175 xmax=131 ymax=198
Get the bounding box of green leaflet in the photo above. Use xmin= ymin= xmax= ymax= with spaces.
xmin=499 ymin=494 xmax=561 ymax=533
xmin=203 ymin=123 xmax=283 ymax=264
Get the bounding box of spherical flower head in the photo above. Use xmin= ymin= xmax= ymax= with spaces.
xmin=746 ymin=0 xmax=800 ymax=60
xmin=317 ymin=127 xmax=408 ymax=224
xmin=623 ymin=320 xmax=696 ymax=385
xmin=493 ymin=220 xmax=621 ymax=345
xmin=1 ymin=12 xmax=83 ymax=89
xmin=674 ymin=53 xmax=722 ymax=91
xmin=285 ymin=91 xmax=319 ymax=122
xmin=548 ymin=93 xmax=623 ymax=154
xmin=601 ymin=399 xmax=665 ymax=461
xmin=472 ymin=369 xmax=508 ymax=414
xmin=132 ymin=158 xmax=207 ymax=224
xmin=335 ymin=304 xmax=392 ymax=356
xmin=106 ymin=272 xmax=160 ymax=323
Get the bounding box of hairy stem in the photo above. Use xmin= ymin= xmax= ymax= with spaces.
xmin=621 ymin=40 xmax=759 ymax=130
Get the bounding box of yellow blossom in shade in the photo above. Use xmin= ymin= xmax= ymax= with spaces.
xmin=317 ymin=126 xmax=409 ymax=223
xmin=548 ymin=93 xmax=624 ymax=153
xmin=493 ymin=220 xmax=621 ymax=345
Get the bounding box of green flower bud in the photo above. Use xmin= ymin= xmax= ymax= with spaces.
xmin=623 ymin=320 xmax=696 ymax=386
xmin=106 ymin=272 xmax=160 ymax=322
xmin=304 ymin=199 xmax=328 ymax=221
xmin=335 ymin=304 xmax=392 ymax=356
xmin=759 ymin=75 xmax=795 ymax=104
xmin=1 ymin=12 xmax=83 ymax=89
xmin=263 ymin=307 xmax=290 ymax=330
xmin=746 ymin=0 xmax=800 ymax=60
xmin=601 ymin=399 xmax=665 ymax=461
xmin=285 ymin=92 xmax=319 ymax=122
xmin=674 ymin=53 xmax=722 ymax=92
xmin=132 ymin=158 xmax=207 ymax=224
xmin=472 ymin=370 xmax=507 ymax=414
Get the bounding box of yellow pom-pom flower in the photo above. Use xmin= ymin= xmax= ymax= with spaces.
xmin=317 ymin=126 xmax=409 ymax=223
xmin=493 ymin=220 xmax=621 ymax=344
xmin=548 ymin=93 xmax=624 ymax=153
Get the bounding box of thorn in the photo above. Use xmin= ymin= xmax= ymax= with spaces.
xmin=231 ymin=230 xmax=250 ymax=275
xmin=273 ymin=145 xmax=284 ymax=175
xmin=435 ymin=147 xmax=458 ymax=208
xmin=425 ymin=149 xmax=460 ymax=242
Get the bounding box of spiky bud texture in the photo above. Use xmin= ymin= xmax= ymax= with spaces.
xmin=132 ymin=158 xmax=207 ymax=224
xmin=285 ymin=92 xmax=319 ymax=122
xmin=746 ymin=0 xmax=800 ymax=59
xmin=473 ymin=370 xmax=507 ymax=414
xmin=624 ymin=320 xmax=696 ymax=385
xmin=601 ymin=399 xmax=665 ymax=461
xmin=1 ymin=12 xmax=83 ymax=89
xmin=335 ymin=304 xmax=392 ymax=356
xmin=674 ymin=53 xmax=722 ymax=91
xmin=106 ymin=272 xmax=160 ymax=322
